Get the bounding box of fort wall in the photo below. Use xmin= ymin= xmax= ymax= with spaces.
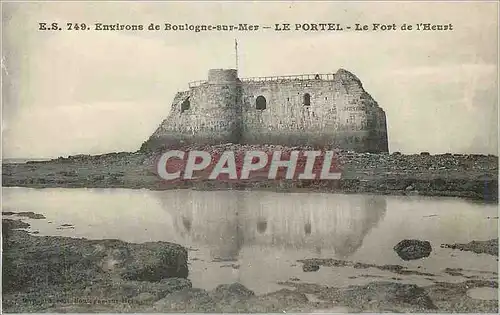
xmin=142 ymin=68 xmax=389 ymax=152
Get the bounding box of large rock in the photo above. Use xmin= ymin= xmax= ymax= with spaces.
xmin=153 ymin=288 xmax=218 ymax=312
xmin=336 ymin=282 xmax=437 ymax=311
xmin=2 ymin=226 xmax=189 ymax=293
xmin=209 ymin=283 xmax=257 ymax=312
xmin=152 ymin=283 xmax=311 ymax=313
xmin=394 ymin=239 xmax=432 ymax=261
xmin=245 ymin=289 xmax=310 ymax=312
xmin=2 ymin=218 xmax=30 ymax=231
xmin=116 ymin=242 xmax=188 ymax=281
xmin=79 ymin=278 xmax=192 ymax=303
xmin=212 ymin=282 xmax=255 ymax=301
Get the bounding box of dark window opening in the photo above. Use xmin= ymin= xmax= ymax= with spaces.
xmin=257 ymin=219 xmax=267 ymax=233
xmin=304 ymin=222 xmax=312 ymax=235
xmin=256 ymin=95 xmax=267 ymax=110
xmin=182 ymin=217 xmax=192 ymax=231
xmin=181 ymin=98 xmax=190 ymax=113
xmin=303 ymin=93 xmax=311 ymax=106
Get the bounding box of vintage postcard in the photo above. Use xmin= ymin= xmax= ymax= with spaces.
xmin=1 ymin=0 xmax=498 ymax=313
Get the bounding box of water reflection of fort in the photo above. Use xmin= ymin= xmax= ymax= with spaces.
xmin=155 ymin=191 xmax=387 ymax=261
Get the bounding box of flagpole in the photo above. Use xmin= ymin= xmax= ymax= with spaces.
xmin=235 ymin=39 xmax=238 ymax=72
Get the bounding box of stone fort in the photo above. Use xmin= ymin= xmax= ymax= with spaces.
xmin=142 ymin=68 xmax=389 ymax=153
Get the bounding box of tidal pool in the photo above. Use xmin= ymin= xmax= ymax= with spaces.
xmin=2 ymin=187 xmax=498 ymax=295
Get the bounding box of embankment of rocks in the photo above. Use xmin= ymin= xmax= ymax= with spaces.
xmin=2 ymin=145 xmax=497 ymax=201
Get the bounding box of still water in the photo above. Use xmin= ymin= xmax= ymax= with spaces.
xmin=2 ymin=187 xmax=498 ymax=294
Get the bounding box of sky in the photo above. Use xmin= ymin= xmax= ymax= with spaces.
xmin=2 ymin=1 xmax=498 ymax=158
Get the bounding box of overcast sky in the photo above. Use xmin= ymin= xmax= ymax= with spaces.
xmin=2 ymin=1 xmax=498 ymax=158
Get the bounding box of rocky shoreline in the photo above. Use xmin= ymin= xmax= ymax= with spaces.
xmin=2 ymin=217 xmax=498 ymax=313
xmin=441 ymin=239 xmax=499 ymax=257
xmin=2 ymin=145 xmax=498 ymax=202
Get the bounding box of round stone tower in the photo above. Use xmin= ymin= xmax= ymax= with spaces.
xmin=205 ymin=69 xmax=240 ymax=110
xmin=208 ymin=69 xmax=239 ymax=84
xmin=200 ymin=69 xmax=242 ymax=144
